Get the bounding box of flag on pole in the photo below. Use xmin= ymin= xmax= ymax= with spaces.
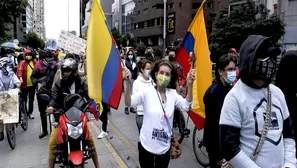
xmin=175 ymin=0 xmax=212 ymax=130
xmin=86 ymin=0 xmax=122 ymax=109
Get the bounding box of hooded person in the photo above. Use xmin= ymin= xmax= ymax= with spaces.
xmin=275 ymin=50 xmax=297 ymax=155
xmin=219 ymin=35 xmax=296 ymax=168
xmin=17 ymin=49 xmax=37 ymax=119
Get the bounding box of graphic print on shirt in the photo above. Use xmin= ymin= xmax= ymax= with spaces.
xmin=253 ymin=98 xmax=284 ymax=146
xmin=152 ymin=128 xmax=170 ymax=143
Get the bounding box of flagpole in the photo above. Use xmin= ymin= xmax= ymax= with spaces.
xmin=163 ymin=0 xmax=167 ymax=57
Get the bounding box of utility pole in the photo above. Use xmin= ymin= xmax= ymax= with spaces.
xmin=67 ymin=0 xmax=70 ymax=32
xmin=163 ymin=0 xmax=167 ymax=57
xmin=79 ymin=0 xmax=83 ymax=37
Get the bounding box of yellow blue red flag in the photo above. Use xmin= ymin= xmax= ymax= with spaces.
xmin=87 ymin=0 xmax=122 ymax=109
xmin=176 ymin=0 xmax=212 ymax=130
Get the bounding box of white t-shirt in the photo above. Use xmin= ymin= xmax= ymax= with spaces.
xmin=131 ymin=86 xmax=192 ymax=154
xmin=220 ymin=80 xmax=296 ymax=168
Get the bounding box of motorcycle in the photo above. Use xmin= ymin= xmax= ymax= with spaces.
xmin=40 ymin=93 xmax=96 ymax=168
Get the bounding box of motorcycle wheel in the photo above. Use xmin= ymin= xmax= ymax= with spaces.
xmin=172 ymin=109 xmax=186 ymax=144
xmin=70 ymin=164 xmax=84 ymax=168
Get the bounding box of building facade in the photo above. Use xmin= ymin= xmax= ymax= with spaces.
xmin=229 ymin=0 xmax=278 ymax=15
xmin=22 ymin=0 xmax=34 ymax=37
xmin=280 ymin=0 xmax=297 ymax=50
xmin=133 ymin=0 xmax=228 ymax=46
xmin=112 ymin=0 xmax=135 ymax=34
xmin=34 ymin=0 xmax=46 ymax=40
xmin=82 ymin=0 xmax=114 ymax=37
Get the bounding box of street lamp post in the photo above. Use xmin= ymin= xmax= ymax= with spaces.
xmin=163 ymin=0 xmax=167 ymax=57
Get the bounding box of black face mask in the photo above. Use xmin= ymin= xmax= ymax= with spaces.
xmin=169 ymin=55 xmax=174 ymax=62
xmin=62 ymin=71 xmax=77 ymax=86
xmin=252 ymin=57 xmax=276 ymax=85
xmin=2 ymin=66 xmax=8 ymax=76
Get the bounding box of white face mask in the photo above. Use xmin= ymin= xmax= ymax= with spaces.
xmin=128 ymin=55 xmax=133 ymax=59
xmin=143 ymin=69 xmax=150 ymax=78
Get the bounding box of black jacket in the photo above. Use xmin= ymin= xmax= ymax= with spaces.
xmin=49 ymin=77 xmax=89 ymax=113
xmin=204 ymin=80 xmax=231 ymax=159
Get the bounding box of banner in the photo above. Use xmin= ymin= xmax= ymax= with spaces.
xmin=167 ymin=12 xmax=176 ymax=34
xmin=57 ymin=30 xmax=86 ymax=55
xmin=0 ymin=89 xmax=19 ymax=124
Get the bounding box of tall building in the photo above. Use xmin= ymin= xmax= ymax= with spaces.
xmin=112 ymin=0 xmax=135 ymax=34
xmin=22 ymin=0 xmax=34 ymax=37
xmin=279 ymin=0 xmax=297 ymax=50
xmin=81 ymin=0 xmax=114 ymax=37
xmin=133 ymin=0 xmax=228 ymax=46
xmin=229 ymin=0 xmax=278 ymax=15
xmin=34 ymin=0 xmax=46 ymax=40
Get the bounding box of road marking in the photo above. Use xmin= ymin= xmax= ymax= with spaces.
xmin=108 ymin=121 xmax=138 ymax=155
xmin=90 ymin=121 xmax=128 ymax=168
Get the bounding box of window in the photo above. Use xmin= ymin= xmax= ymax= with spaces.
xmin=138 ymin=10 xmax=140 ymax=15
xmin=151 ymin=19 xmax=155 ymax=27
xmin=143 ymin=0 xmax=148 ymax=3
xmin=170 ymin=3 xmax=173 ymax=8
xmin=192 ymin=2 xmax=201 ymax=9
xmin=147 ymin=20 xmax=151 ymax=27
xmin=179 ymin=2 xmax=182 ymax=7
xmin=143 ymin=8 xmax=148 ymax=14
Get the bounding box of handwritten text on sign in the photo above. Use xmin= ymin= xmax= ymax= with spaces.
xmin=57 ymin=30 xmax=86 ymax=55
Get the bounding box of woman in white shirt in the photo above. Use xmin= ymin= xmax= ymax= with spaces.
xmin=123 ymin=60 xmax=195 ymax=168
xmin=133 ymin=59 xmax=153 ymax=133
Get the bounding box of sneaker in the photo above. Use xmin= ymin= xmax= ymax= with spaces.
xmin=125 ymin=107 xmax=129 ymax=115
xmin=39 ymin=132 xmax=48 ymax=139
xmin=0 ymin=132 xmax=4 ymax=141
xmin=97 ymin=131 xmax=108 ymax=139
xmin=29 ymin=114 xmax=34 ymax=119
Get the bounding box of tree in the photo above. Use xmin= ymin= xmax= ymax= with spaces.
xmin=24 ymin=32 xmax=45 ymax=49
xmin=111 ymin=27 xmax=122 ymax=46
xmin=0 ymin=0 xmax=28 ymax=39
xmin=121 ymin=33 xmax=136 ymax=47
xmin=209 ymin=1 xmax=285 ymax=62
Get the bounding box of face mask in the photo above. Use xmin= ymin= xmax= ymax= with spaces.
xmin=36 ymin=55 xmax=39 ymax=59
xmin=156 ymin=74 xmax=170 ymax=88
xmin=128 ymin=55 xmax=133 ymax=59
xmin=143 ymin=69 xmax=150 ymax=78
xmin=253 ymin=57 xmax=276 ymax=82
xmin=169 ymin=55 xmax=174 ymax=62
xmin=136 ymin=57 xmax=141 ymax=63
xmin=224 ymin=71 xmax=236 ymax=84
xmin=26 ymin=55 xmax=32 ymax=60
xmin=62 ymin=71 xmax=76 ymax=85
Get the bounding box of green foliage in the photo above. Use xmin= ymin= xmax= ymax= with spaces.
xmin=135 ymin=43 xmax=146 ymax=56
xmin=0 ymin=0 xmax=28 ymax=39
xmin=121 ymin=33 xmax=136 ymax=47
xmin=24 ymin=32 xmax=45 ymax=49
xmin=111 ymin=27 xmax=123 ymax=46
xmin=209 ymin=1 xmax=285 ymax=62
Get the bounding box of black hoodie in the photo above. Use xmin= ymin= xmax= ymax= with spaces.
xmin=276 ymin=50 xmax=297 ymax=148
xmin=239 ymin=35 xmax=278 ymax=89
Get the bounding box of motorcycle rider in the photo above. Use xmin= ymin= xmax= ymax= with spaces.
xmin=45 ymin=58 xmax=100 ymax=168
xmin=31 ymin=49 xmax=58 ymax=139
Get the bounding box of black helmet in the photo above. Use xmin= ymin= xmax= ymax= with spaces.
xmin=39 ymin=49 xmax=54 ymax=60
xmin=61 ymin=58 xmax=78 ymax=72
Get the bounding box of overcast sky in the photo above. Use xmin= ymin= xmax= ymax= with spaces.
xmin=44 ymin=0 xmax=80 ymax=40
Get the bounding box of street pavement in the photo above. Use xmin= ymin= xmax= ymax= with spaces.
xmin=0 ymin=96 xmax=203 ymax=168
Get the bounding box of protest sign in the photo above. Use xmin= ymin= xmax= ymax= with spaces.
xmin=0 ymin=89 xmax=19 ymax=124
xmin=57 ymin=30 xmax=86 ymax=55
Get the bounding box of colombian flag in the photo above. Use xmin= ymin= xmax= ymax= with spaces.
xmin=176 ymin=0 xmax=212 ymax=130
xmin=87 ymin=0 xmax=122 ymax=109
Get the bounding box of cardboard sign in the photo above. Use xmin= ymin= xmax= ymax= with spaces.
xmin=0 ymin=89 xmax=19 ymax=123
xmin=57 ymin=30 xmax=86 ymax=55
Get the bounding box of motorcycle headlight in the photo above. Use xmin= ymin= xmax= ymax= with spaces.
xmin=66 ymin=122 xmax=83 ymax=139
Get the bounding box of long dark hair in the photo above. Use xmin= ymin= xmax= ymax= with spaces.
xmin=151 ymin=60 xmax=177 ymax=89
xmin=126 ymin=50 xmax=136 ymax=62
